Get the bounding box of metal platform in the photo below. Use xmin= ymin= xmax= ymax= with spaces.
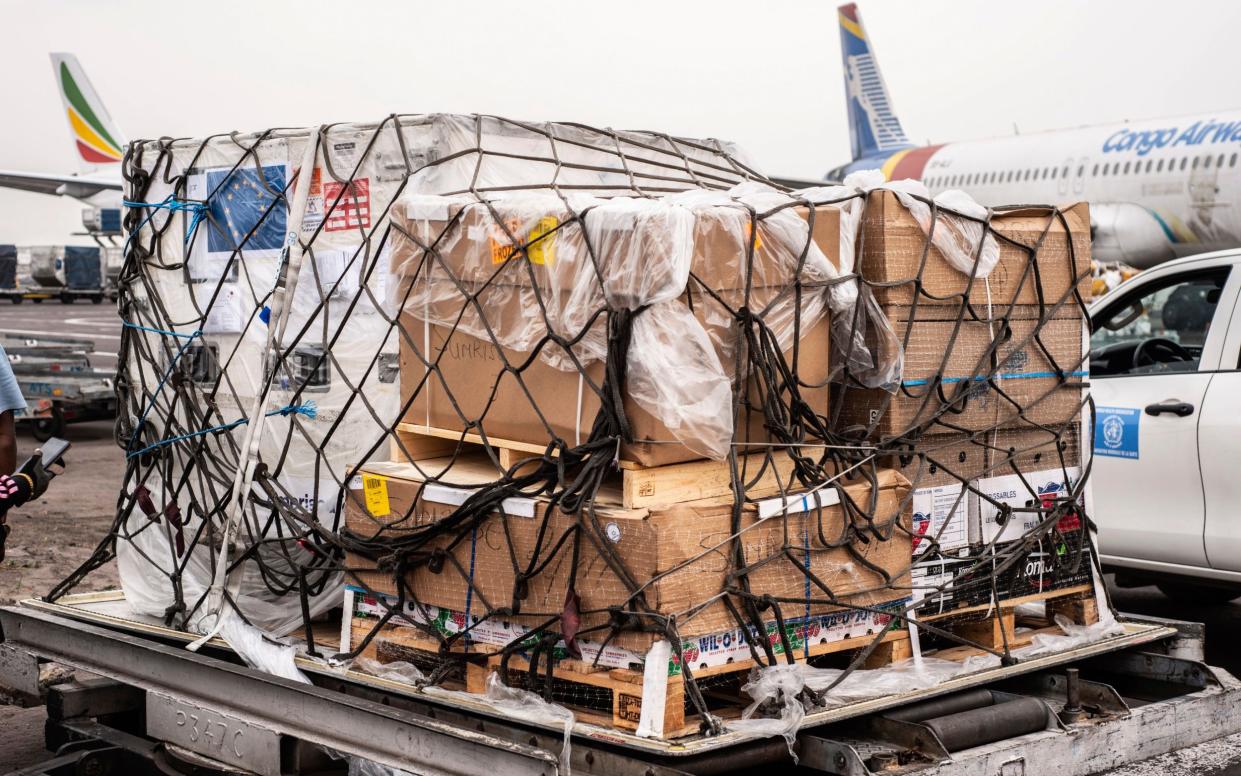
xmin=3 ymin=593 xmax=1241 ymax=775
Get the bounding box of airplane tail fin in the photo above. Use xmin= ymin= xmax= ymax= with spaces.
xmin=50 ymin=53 xmax=125 ymax=173
xmin=838 ymin=4 xmax=910 ymax=161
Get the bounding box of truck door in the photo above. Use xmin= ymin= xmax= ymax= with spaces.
xmin=1198 ymin=263 xmax=1241 ymax=571
xmin=1089 ymin=264 xmax=1234 ymax=568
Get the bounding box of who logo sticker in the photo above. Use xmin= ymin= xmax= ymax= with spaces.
xmin=1094 ymin=406 xmax=1140 ymax=459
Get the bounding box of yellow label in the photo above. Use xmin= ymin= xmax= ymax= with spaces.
xmin=363 ymin=474 xmax=390 ymax=517
xmin=490 ymin=216 xmax=558 ymax=265
xmin=526 ymin=216 xmax=558 ymax=265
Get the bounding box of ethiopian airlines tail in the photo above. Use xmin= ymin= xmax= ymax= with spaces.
xmin=838 ymin=3 xmax=912 ymax=162
xmin=51 ymin=53 xmax=126 ymax=173
xmin=0 ymin=53 xmax=123 ymax=205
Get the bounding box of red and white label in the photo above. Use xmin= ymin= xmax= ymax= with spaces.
xmin=323 ymin=178 xmax=371 ymax=231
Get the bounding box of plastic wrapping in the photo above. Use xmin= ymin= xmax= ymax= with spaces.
xmin=880 ymin=179 xmax=1000 ymax=280
xmin=729 ymin=611 xmax=1123 ymax=747
xmin=428 ymin=673 xmax=575 ymax=776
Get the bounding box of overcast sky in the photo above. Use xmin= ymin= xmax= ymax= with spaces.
xmin=2 ymin=0 xmax=1239 ymax=244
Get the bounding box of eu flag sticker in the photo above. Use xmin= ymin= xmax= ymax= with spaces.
xmin=205 ymin=165 xmax=288 ymax=254
xmin=1094 ymin=406 xmax=1140 ymax=459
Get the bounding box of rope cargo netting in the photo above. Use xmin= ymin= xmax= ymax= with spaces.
xmin=51 ymin=113 xmax=1104 ymax=741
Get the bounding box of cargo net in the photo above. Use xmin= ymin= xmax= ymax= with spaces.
xmin=52 ymin=114 xmax=1103 ymax=737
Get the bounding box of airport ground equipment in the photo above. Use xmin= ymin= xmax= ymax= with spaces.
xmin=2 ymin=334 xmax=115 ymax=440
xmin=1 ymin=597 xmax=1238 ymax=775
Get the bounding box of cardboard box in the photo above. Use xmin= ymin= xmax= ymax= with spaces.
xmin=860 ymin=191 xmax=1092 ymax=310
xmin=883 ymin=433 xmax=991 ymax=556
xmin=390 ymin=198 xmax=840 ymax=467
xmin=973 ymin=423 xmax=1084 ymax=545
xmin=839 ymin=306 xmax=1086 ymax=439
xmin=342 ymin=457 xmax=911 ymax=652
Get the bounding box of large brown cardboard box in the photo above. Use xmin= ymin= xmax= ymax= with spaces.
xmin=860 ymin=192 xmax=1092 ymax=310
xmin=839 ymin=305 xmax=1085 ymax=439
xmin=390 ymin=198 xmax=840 ymax=467
xmin=343 ymin=457 xmax=911 ymax=652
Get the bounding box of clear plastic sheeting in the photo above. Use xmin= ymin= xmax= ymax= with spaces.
xmin=728 ymin=614 xmax=1124 ymax=746
xmin=428 ymin=673 xmax=575 ymax=776
xmin=881 ymin=178 xmax=1001 ymax=280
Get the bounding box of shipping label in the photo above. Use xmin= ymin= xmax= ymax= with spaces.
xmin=975 ymin=466 xmax=1081 ymax=544
xmin=911 ymin=482 xmax=969 ymax=554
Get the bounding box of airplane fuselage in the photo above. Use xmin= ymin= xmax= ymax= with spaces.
xmin=829 ymin=110 xmax=1241 ymax=268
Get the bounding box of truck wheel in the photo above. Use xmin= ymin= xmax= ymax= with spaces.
xmin=60 ymin=294 xmax=74 ymax=305
xmin=91 ymin=295 xmax=103 ymax=304
xmin=9 ymin=297 xmax=21 ymax=304
xmin=32 ymin=298 xmax=43 ymax=304
xmin=1156 ymin=582 xmax=1241 ymax=605
xmin=31 ymin=406 xmax=66 ymax=443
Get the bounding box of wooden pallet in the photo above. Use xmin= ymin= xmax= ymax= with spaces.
xmin=390 ymin=422 xmax=806 ymax=508
xmin=349 ymin=580 xmax=1101 ymax=739
xmin=922 ymin=583 xmax=1097 ymax=653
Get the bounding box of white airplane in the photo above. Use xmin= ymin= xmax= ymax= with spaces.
xmin=828 ymin=4 xmax=1241 ymax=269
xmin=0 ymin=53 xmax=123 ymax=232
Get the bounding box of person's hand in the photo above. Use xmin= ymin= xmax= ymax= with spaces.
xmin=19 ymin=453 xmax=51 ymax=500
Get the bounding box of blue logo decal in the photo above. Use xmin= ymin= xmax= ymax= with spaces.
xmin=1094 ymin=406 xmax=1140 ymax=459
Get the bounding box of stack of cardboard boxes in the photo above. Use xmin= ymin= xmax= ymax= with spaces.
xmin=844 ymin=192 xmax=1094 ymax=617
xmin=341 ymin=187 xmax=1094 ymax=730
xmin=342 ymin=194 xmax=915 ymax=732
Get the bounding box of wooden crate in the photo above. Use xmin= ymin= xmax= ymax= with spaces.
xmin=390 ymin=422 xmax=808 ymax=508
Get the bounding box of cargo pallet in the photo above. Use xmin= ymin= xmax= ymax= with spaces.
xmin=346 ymin=582 xmax=1099 ymax=739
xmin=2 ymin=334 xmax=117 ymax=440
xmin=0 ymin=287 xmax=112 ymax=304
xmin=3 ymin=593 xmax=1239 ymax=776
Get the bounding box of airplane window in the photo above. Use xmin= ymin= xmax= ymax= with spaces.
xmin=1092 ymin=164 xmax=1099 ymax=176
xmin=1217 ymin=154 xmax=1225 ymax=168
xmin=1122 ymin=161 xmax=1130 ymax=174
xmin=1181 ymin=157 xmax=1188 ymax=170
xmin=1192 ymin=157 xmax=1199 ymax=170
xmin=1231 ymin=154 xmax=1238 ymax=168
xmin=1008 ymin=170 xmax=1015 ymax=182
xmin=1205 ymin=156 xmax=1213 ymax=169
xmin=1077 ymin=165 xmax=1085 ymax=177
xmin=1062 ymin=166 xmax=1070 ymax=177
xmin=1145 ymin=160 xmax=1153 ymax=173
xmin=1050 ymin=168 xmax=1057 ymax=179
xmin=1044 ymin=167 xmax=1051 ymax=178
xmin=1156 ymin=159 xmax=1164 ymax=172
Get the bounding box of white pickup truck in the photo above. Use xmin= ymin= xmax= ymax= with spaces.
xmin=1090 ymin=249 xmax=1241 ymax=602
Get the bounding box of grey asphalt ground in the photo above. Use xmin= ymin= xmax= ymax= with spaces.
xmin=0 ymin=302 xmax=1239 ymax=773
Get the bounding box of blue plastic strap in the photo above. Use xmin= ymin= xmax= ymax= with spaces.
xmin=126 ymin=401 xmax=317 ymax=459
xmin=901 ymin=369 xmax=1088 ymax=388
xmin=122 ymin=322 xmax=202 ymax=340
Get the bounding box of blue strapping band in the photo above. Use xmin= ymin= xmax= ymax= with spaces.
xmin=122 ymin=322 xmax=202 ymax=339
xmin=124 ymin=196 xmax=209 ymax=244
xmin=126 ymin=401 xmax=317 ymax=459
xmin=901 ymin=369 xmax=1088 ymax=388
